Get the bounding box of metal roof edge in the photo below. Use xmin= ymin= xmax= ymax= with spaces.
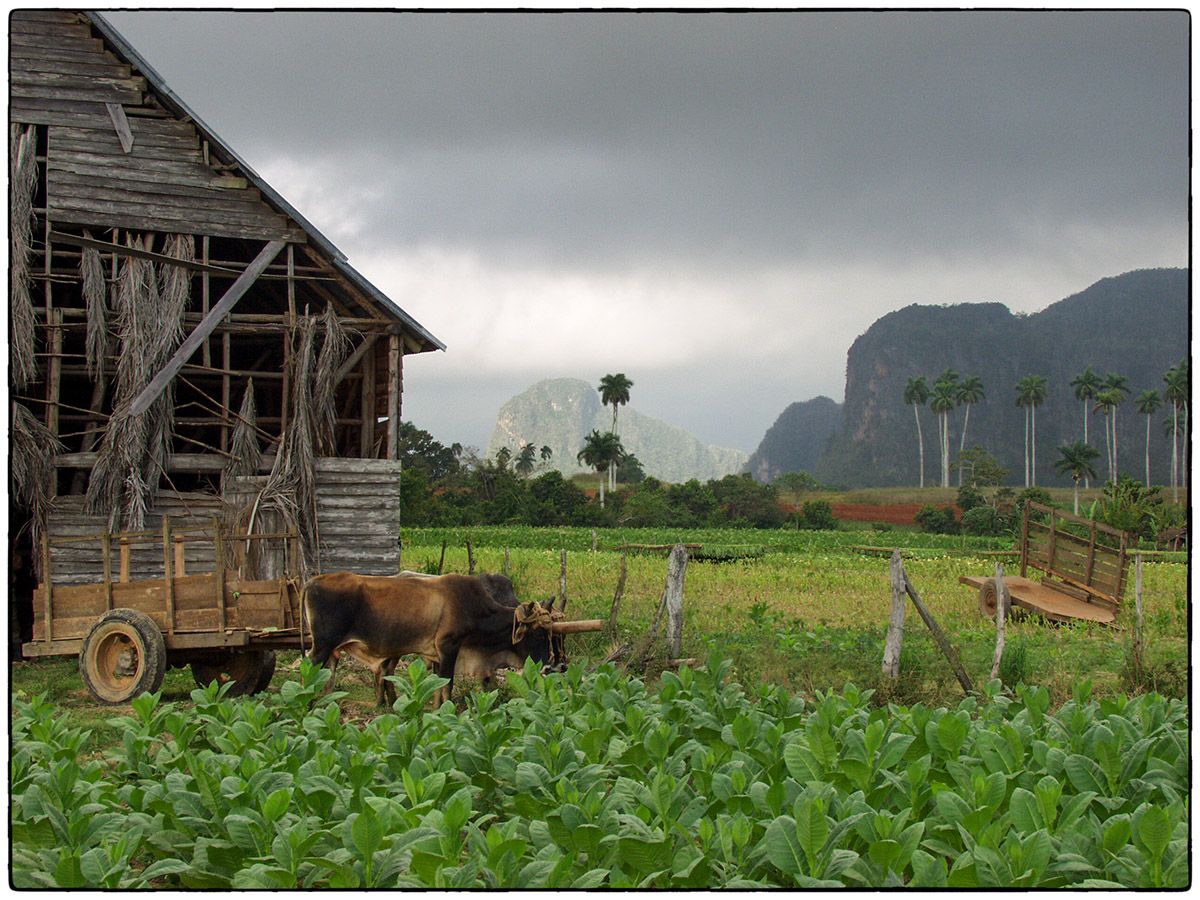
xmin=86 ymin=10 xmax=445 ymax=352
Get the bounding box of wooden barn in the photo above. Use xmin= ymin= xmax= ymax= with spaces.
xmin=9 ymin=10 xmax=444 ymax=654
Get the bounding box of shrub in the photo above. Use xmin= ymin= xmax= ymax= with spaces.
xmin=914 ymin=504 xmax=959 ymax=534
xmin=797 ymin=499 xmax=838 ymax=531
xmin=955 ymin=484 xmax=985 ymax=512
xmin=961 ymin=505 xmax=1009 ymax=537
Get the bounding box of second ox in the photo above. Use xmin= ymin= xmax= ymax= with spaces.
xmin=302 ymin=571 xmax=601 ymax=705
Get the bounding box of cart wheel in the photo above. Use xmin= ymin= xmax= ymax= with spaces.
xmin=192 ymin=650 xmax=275 ymax=697
xmin=79 ymin=609 xmax=167 ymax=705
xmin=977 ymin=581 xmax=1009 ymax=620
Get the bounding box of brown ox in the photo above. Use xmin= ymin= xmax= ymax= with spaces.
xmin=303 ymin=571 xmax=595 ymax=706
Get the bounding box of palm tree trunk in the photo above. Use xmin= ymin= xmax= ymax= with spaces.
xmin=598 ymin=472 xmax=605 ymax=508
xmin=913 ymin=405 xmax=925 ymax=489
xmin=1031 ymin=406 xmax=1037 ymax=486
xmin=1104 ymin=415 xmax=1113 ymax=483
xmin=1176 ymin=405 xmax=1185 ymax=494
xmin=957 ymin=405 xmax=971 ymax=487
xmin=942 ymin=412 xmax=950 ymax=488
xmin=1145 ymin=414 xmax=1152 ymax=487
xmin=1171 ymin=402 xmax=1179 ymax=501
xmin=1111 ymin=408 xmax=1119 ymax=480
xmin=1082 ymin=400 xmax=1090 ymax=489
xmin=1073 ymin=478 xmax=1080 ymax=516
xmin=1023 ymin=406 xmax=1030 ymax=488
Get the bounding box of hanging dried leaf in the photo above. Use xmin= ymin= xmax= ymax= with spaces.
xmin=225 ymin=378 xmax=262 ymax=479
xmin=10 ymin=124 xmax=39 ymax=389
xmin=81 ymin=230 xmax=111 ymax=382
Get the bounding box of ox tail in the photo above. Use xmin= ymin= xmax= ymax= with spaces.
xmin=300 ymin=579 xmax=314 ymax=661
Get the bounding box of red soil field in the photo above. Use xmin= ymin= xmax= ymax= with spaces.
xmin=830 ymin=503 xmax=947 ymax=526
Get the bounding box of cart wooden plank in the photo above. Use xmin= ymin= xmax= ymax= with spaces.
xmin=959 ymin=575 xmax=1117 ymax=625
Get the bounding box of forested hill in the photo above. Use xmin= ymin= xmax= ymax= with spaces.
xmin=744 ymin=396 xmax=843 ymax=483
xmin=809 ymin=268 xmax=1188 ymax=488
xmin=488 ymin=378 xmax=748 ymax=483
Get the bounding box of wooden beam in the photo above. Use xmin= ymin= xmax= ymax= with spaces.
xmin=386 ymin=334 xmax=401 ymax=460
xmin=104 ymin=101 xmax=133 ymax=153
xmin=127 ymin=239 xmax=285 ymax=417
xmin=336 ymin=333 xmax=379 ymax=386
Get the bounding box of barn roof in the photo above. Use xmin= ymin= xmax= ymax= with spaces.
xmin=86 ymin=11 xmax=445 ymax=353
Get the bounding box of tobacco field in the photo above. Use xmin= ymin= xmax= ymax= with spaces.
xmin=11 ymin=524 xmax=1188 ymax=887
xmin=10 ymin=658 xmax=1188 ymax=888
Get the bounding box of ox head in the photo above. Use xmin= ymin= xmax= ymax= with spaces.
xmin=509 ymin=598 xmax=606 ymax=674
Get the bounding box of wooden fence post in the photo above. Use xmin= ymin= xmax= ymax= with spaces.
xmin=437 ymin=540 xmax=447 ymax=575
xmin=901 ymin=563 xmax=974 ymax=695
xmin=503 ymin=547 xmax=510 ymax=576
xmin=558 ymin=549 xmax=568 ymax=612
xmin=882 ymin=549 xmax=906 ymax=680
xmin=1133 ymin=553 xmax=1145 ymax=673
xmin=466 ymin=538 xmax=475 ymax=574
xmin=607 ymin=553 xmax=628 ymax=636
xmin=989 ymin=563 xmax=1009 ymax=681
xmin=664 ymin=544 xmax=688 ymax=659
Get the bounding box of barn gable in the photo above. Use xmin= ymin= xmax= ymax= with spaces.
xmin=9 ymin=10 xmax=440 ymax=631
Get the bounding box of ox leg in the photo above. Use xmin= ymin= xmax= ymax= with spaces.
xmin=308 ymin=641 xmax=341 ymax=693
xmin=434 ymin=642 xmax=461 ymax=707
xmin=377 ymin=657 xmax=400 ymax=707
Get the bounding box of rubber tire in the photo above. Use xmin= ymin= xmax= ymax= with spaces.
xmin=192 ymin=650 xmax=276 ymax=697
xmin=79 ymin=608 xmax=167 ymax=705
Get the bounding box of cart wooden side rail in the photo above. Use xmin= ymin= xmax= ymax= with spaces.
xmin=22 ymin=520 xmax=305 ymax=703
xmin=959 ymin=501 xmax=1130 ymax=626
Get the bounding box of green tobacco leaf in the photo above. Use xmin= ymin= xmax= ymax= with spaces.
xmin=763 ymin=817 xmax=805 ymax=880
xmin=794 ymin=796 xmax=830 ymax=873
xmin=1063 ymin=755 xmax=1105 ymax=795
xmin=1008 ymin=788 xmax=1040 ymax=833
xmin=1102 ymin=815 xmax=1132 ymax=856
xmin=350 ymin=806 xmax=383 ymax=860
xmin=1132 ymin=805 xmax=1171 ymax=861
xmin=910 ymin=849 xmax=948 ymax=887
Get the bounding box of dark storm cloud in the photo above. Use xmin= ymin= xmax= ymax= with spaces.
xmin=106 ymin=10 xmax=1187 ymax=269
xmin=100 ymin=9 xmax=1189 ymax=451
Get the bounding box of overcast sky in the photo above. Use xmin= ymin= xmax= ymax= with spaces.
xmin=102 ymin=8 xmax=1189 ymax=454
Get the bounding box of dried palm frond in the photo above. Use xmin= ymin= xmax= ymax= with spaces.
xmin=81 ymin=231 xmax=111 ymax=382
xmin=312 ymin=304 xmax=351 ymax=455
xmin=224 ymin=379 xmax=261 ymax=479
xmin=247 ymin=318 xmax=320 ymax=578
xmin=10 ymin=125 xmax=39 ymax=389
xmin=85 ymin=234 xmax=189 ymax=530
xmin=12 ymin=402 xmax=63 ymax=580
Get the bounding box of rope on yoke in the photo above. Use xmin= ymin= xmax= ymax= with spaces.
xmin=511 ymin=602 xmax=566 ymax=662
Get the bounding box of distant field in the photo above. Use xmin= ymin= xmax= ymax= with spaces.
xmin=11 ymin=524 xmax=1186 ymax=748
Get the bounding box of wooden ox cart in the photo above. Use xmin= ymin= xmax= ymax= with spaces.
xmin=959 ymin=501 xmax=1130 ymax=626
xmin=22 ymin=520 xmax=304 ymax=703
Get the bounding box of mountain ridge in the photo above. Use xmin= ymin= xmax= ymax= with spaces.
xmin=488 ymin=377 xmax=749 ymax=483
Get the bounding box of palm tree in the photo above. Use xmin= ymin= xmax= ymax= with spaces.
xmin=577 ymin=430 xmax=624 ymax=508
xmin=1070 ymin=366 xmax=1102 ymax=487
xmin=955 ymin=374 xmax=985 ymax=487
xmin=598 ymin=374 xmax=633 ymax=491
xmin=1135 ymin=390 xmax=1162 ymax=487
xmin=931 ymin=369 xmax=959 ymax=488
xmin=1101 ymin=373 xmax=1129 ymax=480
xmin=1163 ymin=361 xmax=1189 ymax=501
xmin=515 ymin=442 xmax=537 ymax=478
xmin=930 ymin=379 xmax=957 ymax=488
xmin=495 ymin=446 xmax=512 ymax=471
xmin=1015 ymin=375 xmax=1048 ymax=487
xmin=1092 ymin=389 xmax=1120 ymax=483
xmin=903 ymin=376 xmax=930 ymax=488
xmin=1054 ymin=440 xmax=1100 ymax=516
xmin=539 ymin=445 xmax=553 ymax=463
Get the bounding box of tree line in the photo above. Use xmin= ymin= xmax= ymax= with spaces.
xmin=903 ymin=360 xmax=1189 ymax=507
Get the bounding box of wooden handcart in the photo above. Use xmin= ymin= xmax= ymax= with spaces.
xmin=959 ymin=501 xmax=1130 ymax=626
xmin=21 ymin=519 xmax=306 ymax=704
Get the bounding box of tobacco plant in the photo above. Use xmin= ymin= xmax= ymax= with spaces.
xmin=10 ymin=659 xmax=1189 ymax=888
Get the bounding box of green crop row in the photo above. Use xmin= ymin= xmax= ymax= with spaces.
xmin=400 ymin=524 xmax=1019 ymax=556
xmin=11 ymin=660 xmax=1188 ymax=888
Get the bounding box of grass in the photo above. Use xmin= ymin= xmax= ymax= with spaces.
xmin=12 ymin=525 xmax=1187 ymax=747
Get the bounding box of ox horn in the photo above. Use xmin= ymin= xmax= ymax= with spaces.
xmin=549 ymin=618 xmax=605 ymax=634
